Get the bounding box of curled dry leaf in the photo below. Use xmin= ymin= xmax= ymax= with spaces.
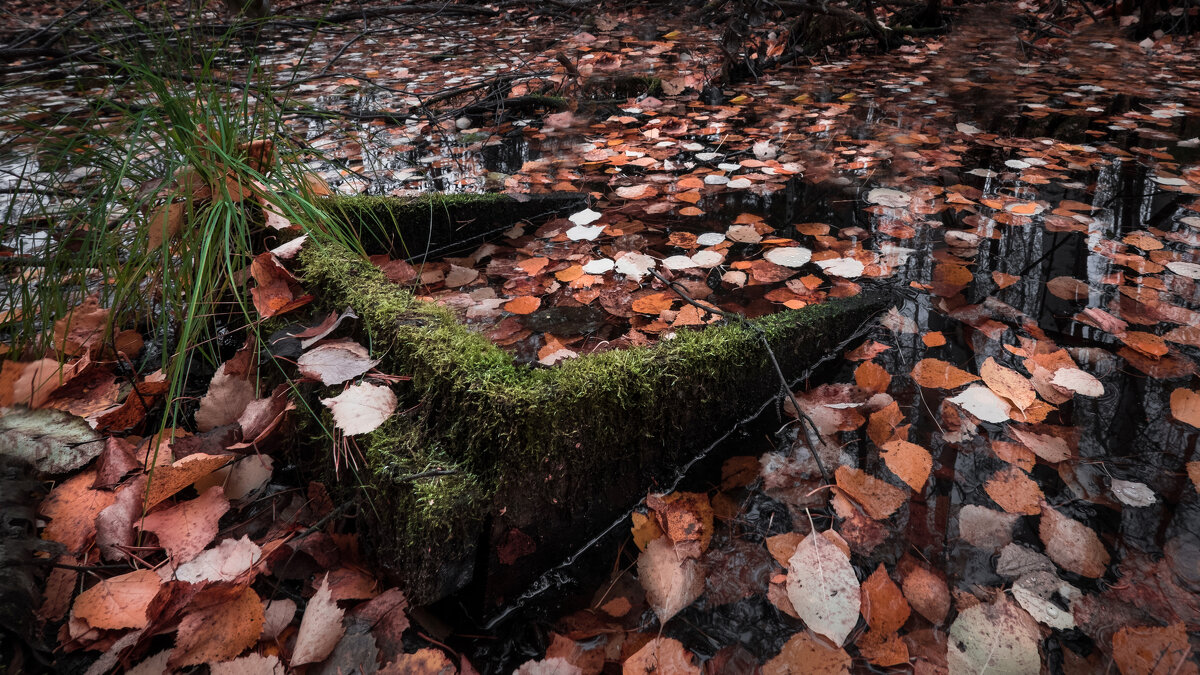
xmin=786 ymin=529 xmax=861 ymax=646
xmin=321 ymin=383 xmax=397 ymax=436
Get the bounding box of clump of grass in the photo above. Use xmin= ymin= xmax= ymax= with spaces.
xmin=0 ymin=1 xmax=356 ymax=433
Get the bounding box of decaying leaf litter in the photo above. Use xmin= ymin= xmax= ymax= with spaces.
xmin=2 ymin=0 xmax=1200 ymax=672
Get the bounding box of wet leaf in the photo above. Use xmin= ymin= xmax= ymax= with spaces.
xmin=637 ymin=536 xmax=704 ymax=623
xmin=786 ymin=529 xmax=861 ymax=646
xmin=298 ymin=340 xmax=379 ymax=386
xmin=861 ymin=564 xmax=909 ymax=634
xmin=980 ymin=357 xmax=1037 ymax=410
xmin=984 ymin=465 xmax=1043 ymax=516
xmin=624 ymin=637 xmax=700 ymax=674
xmin=880 ymin=439 xmax=932 ymax=491
xmin=835 ymin=466 xmax=908 ymax=520
xmin=911 ymin=358 xmax=980 ymax=389
xmin=762 ymin=632 xmax=851 ymax=675
xmin=902 ymin=566 xmax=949 ymax=625
xmin=946 ymin=596 xmax=1041 ymax=674
xmin=949 ymin=385 xmax=1012 ymax=423
xmin=1039 ymin=504 xmax=1109 ymax=578
xmin=1112 ymin=623 xmax=1198 ymax=675
xmin=1170 ymin=388 xmax=1200 ymax=428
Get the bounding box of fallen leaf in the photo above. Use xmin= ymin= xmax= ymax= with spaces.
xmin=72 ymin=569 xmax=162 ymax=630
xmin=175 ymin=535 xmax=262 ymax=584
xmin=1008 ymin=426 xmax=1072 ymax=463
xmin=1112 ymin=623 xmax=1198 ymax=675
xmin=1049 ymin=368 xmax=1104 ymax=397
xmin=902 ymin=566 xmax=950 ymax=625
xmin=911 ymin=358 xmax=980 ymax=389
xmin=946 ymin=596 xmax=1041 ymax=674
xmin=291 ymin=574 xmax=346 ymax=666
xmin=637 ymin=536 xmax=704 ymax=623
xmin=980 ymin=357 xmax=1037 ymax=410
xmin=835 ymin=466 xmax=908 ymax=520
xmin=786 ymin=529 xmax=861 ymax=646
xmin=854 ymin=361 xmax=892 ymax=394
xmin=170 ymin=584 xmax=264 ymax=668
xmin=624 ymin=637 xmax=700 ymax=675
xmin=321 ymin=383 xmax=397 ymax=436
xmin=984 ymin=466 xmax=1043 ymax=515
xmin=762 ymin=631 xmax=851 ymax=675
xmin=208 ymin=653 xmax=286 ymax=675
xmin=949 ymin=385 xmax=1012 ymax=423
xmin=1039 ymin=503 xmax=1109 ymax=578
xmin=862 ymin=564 xmax=909 ymax=634
xmin=880 ymin=439 xmax=932 ymax=491
xmin=145 ymin=453 xmax=233 ymax=508
xmin=298 ymin=340 xmax=379 ymax=386
xmin=1170 ymin=389 xmax=1200 ymax=428
xmin=141 ymin=485 xmax=229 ymax=563
xmin=40 ymin=470 xmax=115 ymax=554
xmin=505 ymin=295 xmax=542 ymax=314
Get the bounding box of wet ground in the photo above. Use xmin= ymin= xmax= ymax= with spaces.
xmin=3 ymin=1 xmax=1200 ymax=672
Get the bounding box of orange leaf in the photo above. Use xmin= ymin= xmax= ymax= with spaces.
xmin=867 ymin=401 xmax=906 ymax=448
xmin=72 ymin=569 xmax=162 ymax=630
xmin=835 ymin=466 xmax=908 ymax=520
xmin=984 ymin=465 xmax=1043 ymax=515
xmin=980 ymin=357 xmax=1037 ymax=410
xmin=1171 ymin=389 xmax=1200 ymax=428
xmin=862 ymin=564 xmax=910 ymax=634
xmin=631 ymin=292 xmax=675 ymax=315
xmin=1112 ymin=624 xmax=1197 ymax=675
xmin=1039 ymin=503 xmax=1110 ymax=578
xmin=1122 ymin=331 xmax=1168 ymax=358
xmin=854 ymin=361 xmax=892 ymax=393
xmin=880 ymin=439 xmax=932 ymax=491
xmin=921 ymin=331 xmax=947 ymax=347
xmin=40 ymin=470 xmax=115 ymax=554
xmin=144 ymin=453 xmax=234 ymax=509
xmin=902 ymin=566 xmax=950 ymax=624
xmin=910 ymin=358 xmax=979 ymax=389
xmin=170 ymin=585 xmax=264 ymax=669
xmin=504 ymin=296 xmax=541 ymax=315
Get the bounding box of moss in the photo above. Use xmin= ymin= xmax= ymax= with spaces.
xmin=299 ymin=241 xmax=885 ymax=601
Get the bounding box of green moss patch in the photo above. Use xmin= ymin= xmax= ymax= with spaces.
xmin=299 ymin=240 xmax=886 ymax=604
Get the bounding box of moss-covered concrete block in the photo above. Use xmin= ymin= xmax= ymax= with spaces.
xmin=299 ymin=236 xmax=885 ymax=606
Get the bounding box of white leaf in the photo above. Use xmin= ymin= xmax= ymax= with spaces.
xmin=1011 ymin=571 xmax=1078 ymax=631
xmin=1049 ymin=368 xmax=1104 ymax=397
xmin=291 ymin=574 xmax=345 ymax=666
xmin=786 ymin=531 xmax=861 ymax=646
xmin=956 ymin=123 xmax=982 ymax=134
xmin=566 ymin=223 xmax=605 ymax=241
xmin=298 ymin=340 xmax=379 ymax=386
xmin=689 ymin=250 xmax=724 ymax=268
xmin=695 ymin=232 xmax=725 ymax=246
xmin=638 ymin=537 xmax=704 ymax=623
xmin=568 ymin=208 xmax=602 ymax=225
xmin=1111 ymin=479 xmax=1155 ymax=507
xmin=815 ymin=257 xmax=865 ymax=278
xmin=947 ymin=596 xmax=1041 ymax=674
xmin=175 ymin=536 xmax=261 ymax=583
xmin=321 ymin=383 xmax=396 ymax=436
xmin=764 ymin=247 xmax=813 ymax=268
xmin=726 ymin=224 xmax=761 ymax=243
xmin=614 ymin=252 xmax=657 ymax=279
xmin=865 ymin=188 xmax=911 ymax=208
xmin=662 ymin=255 xmax=697 ymax=270
xmin=726 ymin=178 xmax=752 ymax=189
xmin=582 ymin=258 xmax=614 ymax=274
xmin=949 ymin=385 xmax=1012 ymax=423
xmin=1167 ymin=261 xmax=1200 ymax=279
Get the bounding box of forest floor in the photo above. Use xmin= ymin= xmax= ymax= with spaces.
xmin=2 ymin=0 xmax=1200 ymax=673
